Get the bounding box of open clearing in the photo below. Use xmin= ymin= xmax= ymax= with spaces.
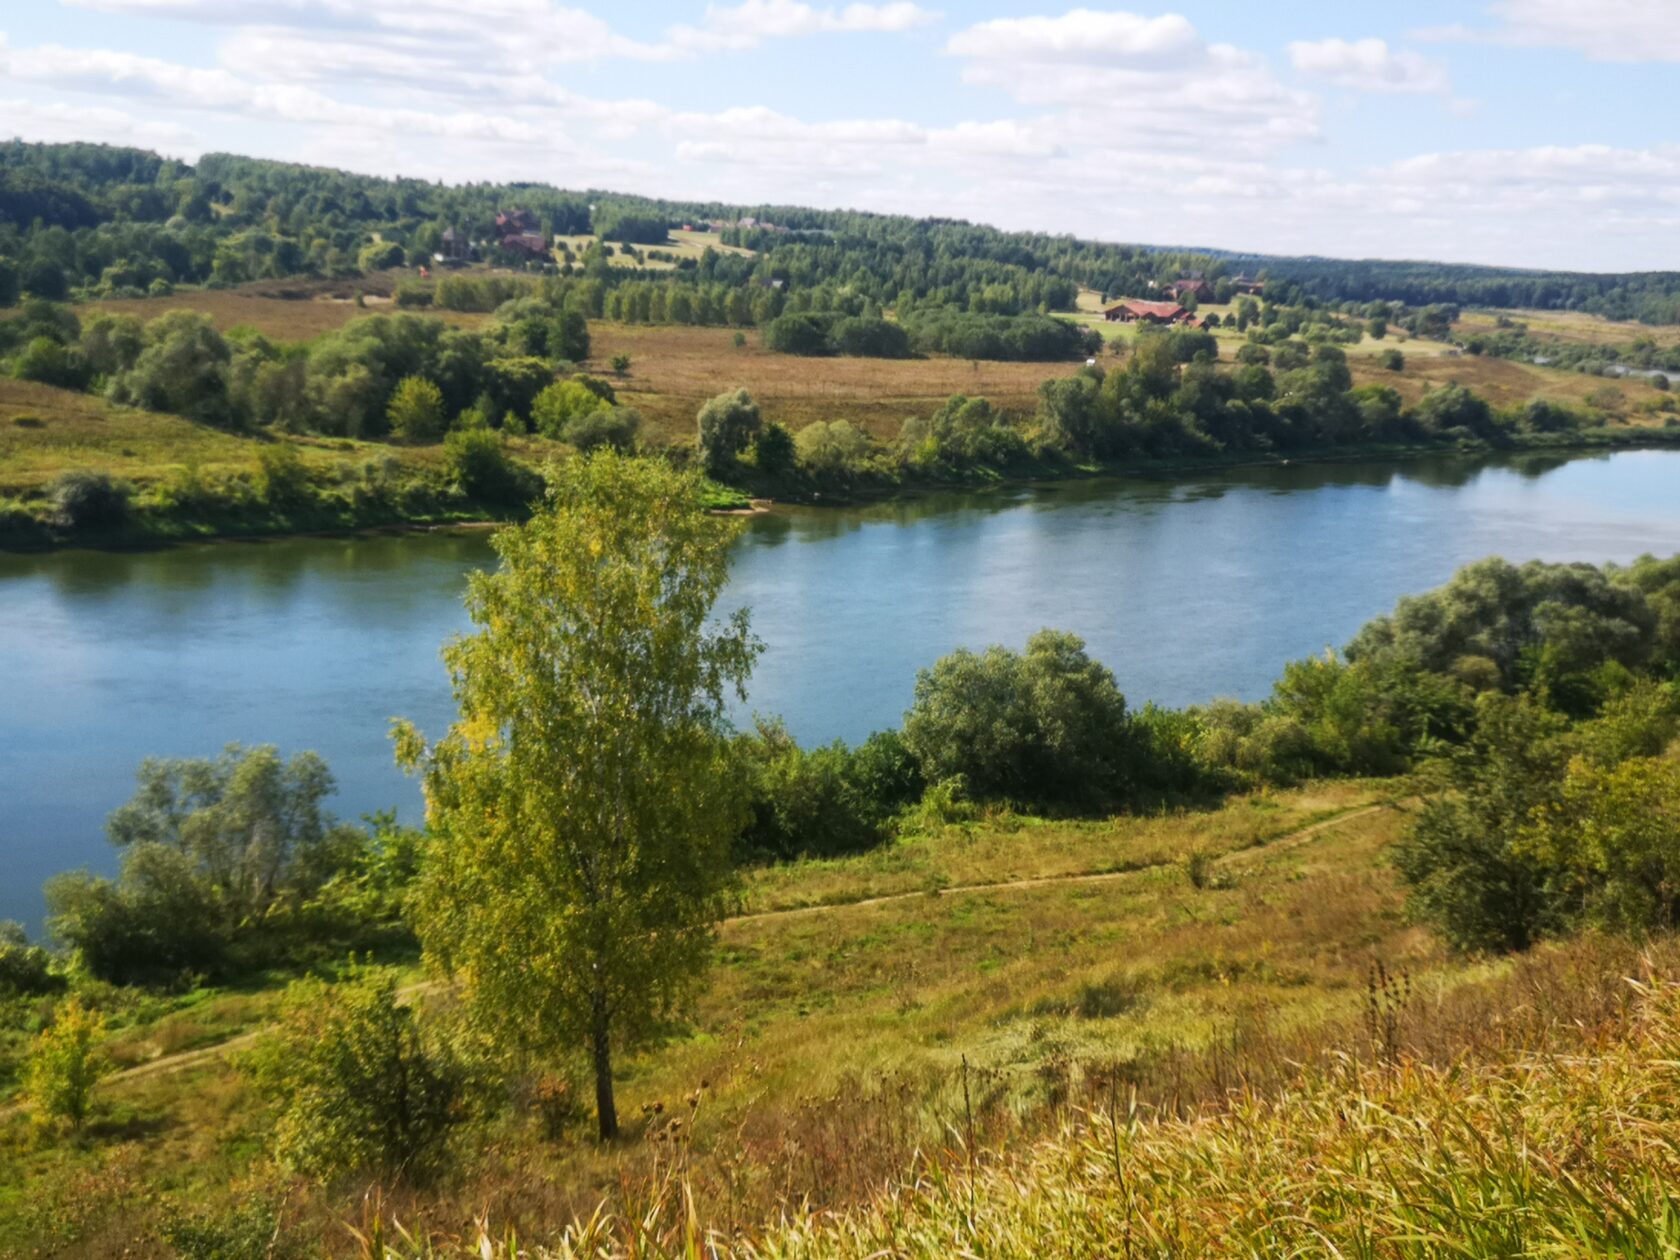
xmin=1 ymin=780 xmax=1474 ymax=1249
xmin=1457 ymin=306 xmax=1680 ymax=349
xmin=85 ymin=274 xmax=492 ymax=340
xmin=556 ymin=229 xmax=755 ymax=271
xmin=587 ymin=322 xmax=1079 ymax=442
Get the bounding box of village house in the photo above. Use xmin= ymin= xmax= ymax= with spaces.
xmin=495 ymin=209 xmax=540 ymax=236
xmin=1104 ymin=299 xmax=1188 ymax=324
xmin=500 ymin=232 xmax=552 ymax=262
xmin=1165 ymin=278 xmax=1213 ymax=302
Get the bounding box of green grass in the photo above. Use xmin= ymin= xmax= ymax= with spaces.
xmin=0 ymin=780 xmax=1449 ymax=1254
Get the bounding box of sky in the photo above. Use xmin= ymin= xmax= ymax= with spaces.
xmin=3 ymin=0 xmax=1680 ymax=272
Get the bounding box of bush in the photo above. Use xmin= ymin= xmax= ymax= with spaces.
xmin=831 ymin=315 xmax=911 ymax=358
xmin=737 ymin=719 xmax=901 ymax=860
xmin=1380 ymin=347 xmax=1405 ymax=371
xmin=386 ymin=375 xmax=446 ymax=443
xmin=243 ymin=970 xmax=463 ymax=1182
xmin=752 ymin=421 xmax=796 ymax=476
xmin=444 ymin=425 xmax=526 ymax=504
xmin=795 ymin=418 xmax=871 ymax=476
xmin=24 ymin=998 xmax=105 ymax=1133
xmin=764 ymin=312 xmax=834 ymax=356
xmin=47 ymin=470 xmax=129 ymax=531
xmin=254 ymin=443 xmax=311 ymax=506
xmin=902 ymin=629 xmax=1136 ymax=809
xmin=13 ymin=334 xmax=89 ymax=389
xmin=0 ymin=921 xmax=60 ymax=996
xmin=696 ymin=388 xmax=762 ymax=474
xmin=563 ymin=405 xmax=641 ymax=453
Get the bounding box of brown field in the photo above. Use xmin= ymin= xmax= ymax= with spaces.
xmin=1351 ymin=350 xmax=1672 ymax=420
xmin=585 ymin=322 xmax=1081 ymax=442
xmin=84 ymin=273 xmax=492 ymax=340
xmin=556 ymin=228 xmax=755 ymax=271
xmin=1457 ymin=306 xmax=1680 ymax=349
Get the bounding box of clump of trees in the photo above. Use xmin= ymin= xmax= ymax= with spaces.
xmin=44 ymin=745 xmax=421 ymax=985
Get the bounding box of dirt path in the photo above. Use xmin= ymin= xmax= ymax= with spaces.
xmin=730 ymin=802 xmax=1396 ymax=924
xmin=41 ymin=801 xmax=1398 ymax=1097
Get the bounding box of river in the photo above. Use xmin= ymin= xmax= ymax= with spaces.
xmin=5 ymin=448 xmax=1680 ymax=931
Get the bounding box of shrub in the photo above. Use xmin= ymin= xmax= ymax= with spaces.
xmin=24 ymin=998 xmax=105 ymax=1133
xmin=254 ymin=443 xmax=311 ymax=506
xmin=243 ymin=970 xmax=463 ymax=1182
xmin=564 ymin=405 xmax=641 ymax=453
xmin=831 ymin=315 xmax=911 ymax=358
xmin=752 ymin=421 xmax=796 ymax=476
xmin=696 ymin=388 xmax=762 ymax=474
xmin=1380 ymin=347 xmax=1405 ymax=371
xmin=764 ymin=312 xmax=834 ymax=356
xmin=444 ymin=425 xmax=525 ymax=504
xmin=13 ymin=334 xmax=89 ymax=389
xmin=902 ymin=629 xmax=1136 ymax=809
xmin=795 ymin=418 xmax=871 ymax=476
xmin=0 ymin=921 xmax=60 ymax=996
xmin=47 ymin=470 xmax=130 ymax=531
xmin=387 ymin=375 xmax=446 ymax=443
xmin=736 ymin=720 xmax=917 ymax=861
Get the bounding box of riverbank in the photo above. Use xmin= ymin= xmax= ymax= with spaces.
xmin=7 ymin=425 xmax=1677 ymax=554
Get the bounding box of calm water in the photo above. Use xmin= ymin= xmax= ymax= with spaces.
xmin=5 ymin=448 xmax=1680 ymax=931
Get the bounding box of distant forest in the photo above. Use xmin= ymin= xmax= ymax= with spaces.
xmin=5 ymin=139 xmax=1680 ymax=323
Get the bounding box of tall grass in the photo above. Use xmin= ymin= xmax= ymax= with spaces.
xmin=358 ymin=937 xmax=1680 ymax=1258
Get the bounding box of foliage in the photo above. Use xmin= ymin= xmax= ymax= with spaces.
xmin=23 ymin=997 xmax=104 ymax=1132
xmin=902 ymin=629 xmax=1135 ymax=810
xmin=442 ymin=425 xmax=526 ymax=505
xmin=901 ymin=394 xmax=1029 ymax=473
xmin=395 ymin=452 xmax=759 ymax=1138
xmin=386 ymin=375 xmax=446 ymax=443
xmin=47 ymin=469 xmax=129 ymax=530
xmin=243 ymin=969 xmax=463 ymax=1182
xmin=735 ymin=720 xmax=916 ymax=861
xmin=0 ymin=920 xmax=61 ymax=996
xmin=43 ymin=744 xmax=381 ymax=984
xmin=696 ymin=388 xmax=763 ymax=474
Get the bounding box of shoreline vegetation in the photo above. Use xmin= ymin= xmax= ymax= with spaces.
xmin=6 ymin=425 xmax=1679 ymax=553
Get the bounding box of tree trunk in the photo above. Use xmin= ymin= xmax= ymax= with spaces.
xmin=591 ymin=993 xmax=618 ymax=1140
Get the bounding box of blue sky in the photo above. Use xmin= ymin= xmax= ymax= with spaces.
xmin=3 ymin=1 xmax=1680 ymax=270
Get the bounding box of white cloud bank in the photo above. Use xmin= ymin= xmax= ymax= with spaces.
xmin=1288 ymin=37 xmax=1451 ymax=94
xmin=1420 ymin=0 xmax=1680 ymax=62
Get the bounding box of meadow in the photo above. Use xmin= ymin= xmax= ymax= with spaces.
xmin=0 ymin=779 xmax=1441 ymax=1253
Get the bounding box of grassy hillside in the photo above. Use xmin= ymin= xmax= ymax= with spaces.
xmin=1 ymin=780 xmax=1440 ymax=1253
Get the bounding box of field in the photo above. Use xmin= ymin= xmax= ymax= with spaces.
xmin=86 ymin=274 xmax=491 ymax=340
xmin=1 ymin=778 xmax=1505 ymax=1253
xmin=1457 ymin=305 xmax=1680 ymax=348
xmin=587 ymin=322 xmax=1077 ymax=442
xmin=556 ymin=229 xmax=756 ymax=271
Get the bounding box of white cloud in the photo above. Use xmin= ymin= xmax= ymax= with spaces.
xmin=945 ymin=9 xmax=1319 ymax=156
xmin=1288 ymin=37 xmax=1451 ymax=94
xmin=1419 ymin=0 xmax=1680 ymax=62
xmin=0 ymin=95 xmax=198 ymax=149
xmin=944 ymin=8 xmax=1202 ymax=65
xmin=667 ymin=1 xmax=937 ymax=53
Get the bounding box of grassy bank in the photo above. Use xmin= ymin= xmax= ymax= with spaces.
xmin=2 ymin=780 xmax=1430 ymax=1252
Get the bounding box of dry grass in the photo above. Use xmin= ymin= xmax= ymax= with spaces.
xmin=1 ymin=781 xmax=1434 ymax=1253
xmin=0 ymin=379 xmax=263 ymax=493
xmin=1458 ymin=306 xmax=1680 ymax=349
xmin=1350 ymin=351 xmax=1671 ymax=420
xmin=85 ymin=274 xmax=492 ymax=340
xmin=555 ymin=230 xmax=755 ymax=271
xmin=586 ymin=322 xmax=1079 ymax=442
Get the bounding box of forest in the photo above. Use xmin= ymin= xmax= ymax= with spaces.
xmin=13 ymin=140 xmax=1680 ymax=327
